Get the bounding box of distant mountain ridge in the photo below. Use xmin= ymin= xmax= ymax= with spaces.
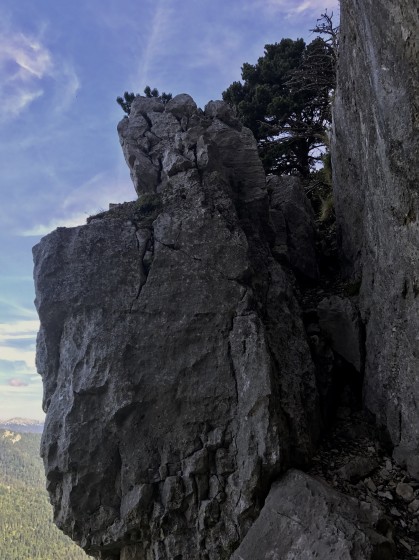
xmin=0 ymin=417 xmax=44 ymax=433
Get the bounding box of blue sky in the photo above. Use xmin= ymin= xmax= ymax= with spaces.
xmin=0 ymin=0 xmax=339 ymax=421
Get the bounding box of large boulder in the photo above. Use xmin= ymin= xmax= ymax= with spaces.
xmin=231 ymin=469 xmax=393 ymax=560
xmin=34 ymin=95 xmax=320 ymax=559
xmin=332 ymin=0 xmax=419 ymax=475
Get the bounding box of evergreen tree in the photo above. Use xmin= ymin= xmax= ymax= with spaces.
xmin=117 ymin=86 xmax=173 ymax=115
xmin=116 ymin=91 xmax=135 ymax=115
xmin=0 ymin=431 xmax=90 ymax=559
xmin=223 ymin=13 xmax=338 ymax=179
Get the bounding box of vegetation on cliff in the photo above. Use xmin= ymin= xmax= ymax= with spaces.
xmin=116 ymin=14 xmax=338 ymax=190
xmin=223 ymin=13 xmax=338 ymax=180
xmin=117 ymin=86 xmax=173 ymax=115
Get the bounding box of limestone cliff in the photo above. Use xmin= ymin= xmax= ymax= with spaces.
xmin=332 ymin=0 xmax=419 ymax=476
xmin=33 ymin=0 xmax=419 ymax=557
xmin=34 ymin=96 xmax=321 ymax=559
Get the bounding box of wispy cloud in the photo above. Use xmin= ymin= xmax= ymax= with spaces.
xmin=0 ymin=320 xmax=39 ymax=342
xmin=8 ymin=378 xmax=29 ymax=387
xmin=3 ymin=88 xmax=44 ymax=118
xmin=52 ymin=61 xmax=81 ymax=114
xmin=0 ymin=319 xmax=39 ymax=368
xmin=0 ymin=27 xmax=50 ymax=120
xmin=0 ymin=359 xmax=32 ymax=374
xmin=0 ymin=31 xmax=53 ymax=78
xmin=0 ymin=22 xmax=80 ymax=122
xmin=0 ymin=299 xmax=37 ymax=320
xmin=0 ymin=380 xmax=44 ymax=420
xmin=184 ymin=30 xmax=242 ymax=77
xmin=136 ymin=0 xmax=174 ymax=86
xmin=0 ymin=318 xmax=40 ymax=416
xmin=254 ymin=0 xmax=339 ymax=17
xmin=19 ymin=172 xmax=136 ymax=237
xmin=0 ymin=358 xmax=39 ymax=415
xmin=19 ymin=214 xmax=91 ymax=237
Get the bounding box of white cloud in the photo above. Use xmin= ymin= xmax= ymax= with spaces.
xmin=0 ymin=320 xmax=39 ymax=340
xmin=3 ymin=87 xmax=44 ymax=118
xmin=19 ymin=172 xmax=136 ymax=237
xmin=0 ymin=32 xmax=53 ymax=79
xmin=251 ymin=0 xmax=339 ymax=18
xmin=294 ymin=1 xmax=313 ymax=13
xmin=0 ymin=308 xmax=42 ymax=420
xmin=0 ymin=29 xmax=50 ymax=120
xmin=0 ymin=299 xmax=37 ymax=320
xmin=256 ymin=0 xmax=339 ymax=16
xmin=136 ymin=0 xmax=174 ymax=86
xmin=19 ymin=217 xmax=86 ymax=238
xmin=0 ymin=23 xmax=80 ymax=122
xmin=0 ymin=319 xmax=39 ymax=368
xmin=185 ymin=31 xmax=242 ymax=76
xmin=52 ymin=61 xmax=81 ymax=114
xmin=0 ymin=383 xmax=44 ymax=421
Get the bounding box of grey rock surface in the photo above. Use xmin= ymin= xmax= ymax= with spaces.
xmin=34 ymin=95 xmax=320 ymax=559
xmin=308 ymin=413 xmax=419 ymax=556
xmin=231 ymin=469 xmax=393 ymax=560
xmin=268 ymin=175 xmax=319 ymax=280
xmin=317 ymin=296 xmax=363 ymax=372
xmin=336 ymin=456 xmax=379 ymax=482
xmin=332 ymin=0 xmax=419 ymax=475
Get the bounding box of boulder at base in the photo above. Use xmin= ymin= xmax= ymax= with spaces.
xmin=231 ymin=469 xmax=393 ymax=560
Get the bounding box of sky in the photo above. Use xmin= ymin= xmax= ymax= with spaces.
xmin=0 ymin=0 xmax=339 ymax=421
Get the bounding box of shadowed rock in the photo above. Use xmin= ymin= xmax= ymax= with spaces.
xmin=231 ymin=470 xmax=394 ymax=560
xmin=317 ymin=296 xmax=363 ymax=372
xmin=34 ymin=95 xmax=321 ymax=559
xmin=268 ymin=175 xmax=319 ymax=281
xmin=332 ymin=0 xmax=419 ymax=476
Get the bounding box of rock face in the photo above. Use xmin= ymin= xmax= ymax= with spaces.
xmin=268 ymin=175 xmax=319 ymax=281
xmin=34 ymin=3 xmax=419 ymax=554
xmin=34 ymin=96 xmax=321 ymax=559
xmin=332 ymin=0 xmax=419 ymax=475
xmin=317 ymin=296 xmax=363 ymax=373
xmin=231 ymin=470 xmax=393 ymax=560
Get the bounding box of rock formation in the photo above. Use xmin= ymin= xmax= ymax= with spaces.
xmin=232 ymin=470 xmax=393 ymax=560
xmin=268 ymin=175 xmax=319 ymax=281
xmin=332 ymin=0 xmax=419 ymax=477
xmin=33 ymin=0 xmax=419 ymax=557
xmin=34 ymin=95 xmax=323 ymax=559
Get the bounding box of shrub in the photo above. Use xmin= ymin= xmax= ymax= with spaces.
xmin=117 ymin=86 xmax=172 ymax=115
xmin=136 ymin=193 xmax=162 ymax=216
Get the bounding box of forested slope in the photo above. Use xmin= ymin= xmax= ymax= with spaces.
xmin=0 ymin=430 xmax=90 ymax=560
